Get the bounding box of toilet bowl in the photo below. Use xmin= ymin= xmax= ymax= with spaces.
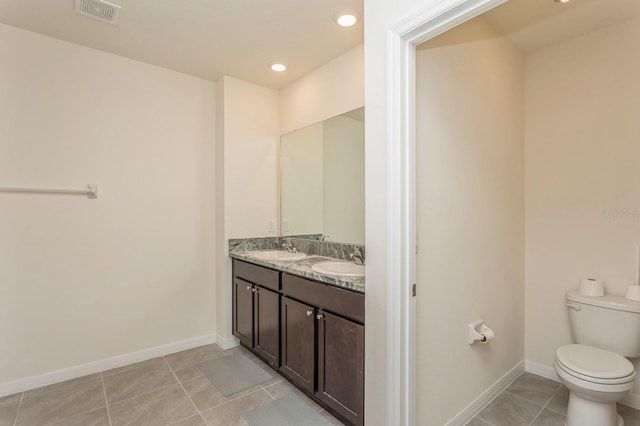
xmin=557 ymin=290 xmax=640 ymax=425
xmin=555 ymin=344 xmax=635 ymax=426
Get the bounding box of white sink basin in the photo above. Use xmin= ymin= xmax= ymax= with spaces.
xmin=312 ymin=261 xmax=365 ymax=277
xmin=251 ymin=250 xmax=307 ymax=261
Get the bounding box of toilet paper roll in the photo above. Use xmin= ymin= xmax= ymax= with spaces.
xmin=480 ymin=328 xmax=495 ymax=344
xmin=579 ymin=278 xmax=605 ymax=297
xmin=626 ymin=284 xmax=640 ymax=302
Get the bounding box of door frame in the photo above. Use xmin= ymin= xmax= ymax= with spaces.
xmin=384 ymin=0 xmax=507 ymax=424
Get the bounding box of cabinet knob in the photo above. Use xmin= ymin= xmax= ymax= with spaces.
xmin=246 ymin=285 xmax=251 ymax=291
xmin=317 ymin=313 xmax=325 ymax=320
xmin=306 ymin=310 xmax=313 ymax=317
xmin=252 ymin=288 xmax=258 ymax=293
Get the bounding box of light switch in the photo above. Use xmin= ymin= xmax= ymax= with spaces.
xmin=268 ymin=221 xmax=275 ymax=233
xmin=283 ymin=220 xmax=289 ymax=232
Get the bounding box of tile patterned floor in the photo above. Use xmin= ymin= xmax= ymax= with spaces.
xmin=0 ymin=344 xmax=344 ymax=426
xmin=5 ymin=354 xmax=640 ymax=426
xmin=467 ymin=372 xmax=640 ymax=426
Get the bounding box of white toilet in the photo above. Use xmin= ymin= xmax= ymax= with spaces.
xmin=555 ymin=290 xmax=640 ymax=426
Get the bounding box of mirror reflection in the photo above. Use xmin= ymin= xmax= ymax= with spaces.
xmin=280 ymin=107 xmax=364 ymax=245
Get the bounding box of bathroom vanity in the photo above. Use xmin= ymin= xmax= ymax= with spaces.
xmin=231 ymin=255 xmax=364 ymax=426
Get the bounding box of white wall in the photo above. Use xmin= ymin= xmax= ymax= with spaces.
xmin=221 ymin=77 xmax=280 ymax=240
xmin=279 ymin=44 xmax=364 ymax=135
xmin=322 ymin=116 xmax=365 ymax=244
xmin=281 ymin=123 xmax=324 ymax=236
xmin=0 ymin=24 xmax=216 ymax=384
xmin=214 ymin=76 xmax=280 ymax=343
xmin=525 ymin=16 xmax=640 ymax=395
xmin=364 ymin=0 xmax=444 ymax=422
xmin=415 ymin=17 xmax=524 ymax=424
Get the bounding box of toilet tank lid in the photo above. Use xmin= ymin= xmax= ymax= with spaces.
xmin=567 ymin=290 xmax=640 ymax=313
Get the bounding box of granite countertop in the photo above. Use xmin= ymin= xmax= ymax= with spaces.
xmin=230 ymin=251 xmax=365 ymax=293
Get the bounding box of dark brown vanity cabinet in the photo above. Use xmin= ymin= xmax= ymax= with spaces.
xmin=253 ymin=285 xmax=279 ymax=366
xmin=232 ymin=260 xmax=280 ymax=367
xmin=232 ymin=259 xmax=364 ymax=426
xmin=281 ymin=273 xmax=365 ymax=426
xmin=232 ymin=278 xmax=254 ymax=347
xmin=318 ymin=311 xmax=364 ymax=425
xmin=280 ymin=296 xmax=316 ymax=393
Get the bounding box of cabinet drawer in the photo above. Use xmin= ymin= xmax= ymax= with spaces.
xmin=233 ymin=260 xmax=280 ymax=291
xmin=282 ymin=273 xmax=364 ymax=324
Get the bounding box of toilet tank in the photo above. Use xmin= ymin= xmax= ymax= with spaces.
xmin=566 ymin=290 xmax=640 ymax=357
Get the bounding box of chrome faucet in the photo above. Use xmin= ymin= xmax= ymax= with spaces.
xmin=282 ymin=241 xmax=298 ymax=253
xmin=350 ymin=247 xmax=364 ymax=265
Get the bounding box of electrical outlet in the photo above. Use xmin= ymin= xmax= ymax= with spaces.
xmin=268 ymin=221 xmax=275 ymax=233
xmin=283 ymin=220 xmax=289 ymax=232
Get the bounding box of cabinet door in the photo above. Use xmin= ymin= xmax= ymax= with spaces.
xmin=317 ymin=311 xmax=364 ymax=426
xmin=233 ymin=278 xmax=254 ymax=347
xmin=254 ymin=286 xmax=280 ymax=367
xmin=280 ymin=296 xmax=316 ymax=393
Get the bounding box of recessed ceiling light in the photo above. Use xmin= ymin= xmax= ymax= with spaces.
xmin=554 ymin=0 xmax=571 ymax=3
xmin=335 ymin=10 xmax=359 ymax=27
xmin=271 ymin=63 xmax=287 ymax=72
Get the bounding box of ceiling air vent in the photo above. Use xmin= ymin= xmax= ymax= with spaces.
xmin=75 ymin=0 xmax=122 ymax=25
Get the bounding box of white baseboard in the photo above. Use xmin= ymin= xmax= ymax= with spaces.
xmin=0 ymin=334 xmax=216 ymax=398
xmin=525 ymin=359 xmax=640 ymax=410
xmin=215 ymin=334 xmax=240 ymax=350
xmin=622 ymin=391 xmax=640 ymax=410
xmin=446 ymin=360 xmax=525 ymax=426
xmin=525 ymin=360 xmax=560 ymax=383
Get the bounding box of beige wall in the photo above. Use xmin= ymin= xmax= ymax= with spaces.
xmin=415 ymin=18 xmax=525 ymax=424
xmin=525 ymin=16 xmax=640 ymax=395
xmin=0 ymin=24 xmax=216 ymax=384
xmin=214 ymin=76 xmax=280 ymax=342
xmin=279 ymin=44 xmax=364 ymax=135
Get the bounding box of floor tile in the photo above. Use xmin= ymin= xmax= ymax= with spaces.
xmin=262 ymin=380 xmax=322 ymax=411
xmin=505 ymin=373 xmax=560 ymax=406
xmin=103 ymin=359 xmax=177 ymax=403
xmin=618 ymin=403 xmax=640 ymax=426
xmin=44 ymin=407 xmax=110 ymax=426
xmin=477 ymin=392 xmax=542 ymax=426
xmin=181 ymin=376 xmax=257 ymax=412
xmin=531 ymin=408 xmax=566 ymax=426
xmin=168 ymin=414 xmax=207 ymax=426
xmin=109 ymin=384 xmax=196 ymax=426
xmin=200 ymin=389 xmax=273 ymax=426
xmin=545 ymin=386 xmax=569 ymax=415
xmin=15 ymin=376 xmax=106 ymax=426
xmin=165 ymin=345 xmax=226 ymax=382
xmin=22 ymin=374 xmax=101 ymax=399
xmin=102 ymin=356 xmax=165 ymax=377
xmin=465 ymin=417 xmax=495 ymax=426
xmin=0 ymin=393 xmax=22 ymax=426
xmin=320 ymin=410 xmax=347 ymax=425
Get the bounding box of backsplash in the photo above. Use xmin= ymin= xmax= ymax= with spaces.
xmin=228 ymin=236 xmax=365 ymax=263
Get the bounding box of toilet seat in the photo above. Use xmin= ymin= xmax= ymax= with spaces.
xmin=556 ymin=345 xmax=635 ymax=385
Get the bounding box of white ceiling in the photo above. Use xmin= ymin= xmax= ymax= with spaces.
xmin=0 ymin=0 xmax=363 ymax=89
xmin=484 ymin=0 xmax=640 ymax=53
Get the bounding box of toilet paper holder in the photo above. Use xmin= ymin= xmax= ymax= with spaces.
xmin=468 ymin=320 xmax=495 ymax=345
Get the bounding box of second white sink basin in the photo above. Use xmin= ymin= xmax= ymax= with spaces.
xmin=252 ymin=250 xmax=307 ymax=261
xmin=312 ymin=261 xmax=365 ymax=277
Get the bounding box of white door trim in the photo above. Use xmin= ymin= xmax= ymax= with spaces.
xmin=384 ymin=1 xmax=507 ymax=424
